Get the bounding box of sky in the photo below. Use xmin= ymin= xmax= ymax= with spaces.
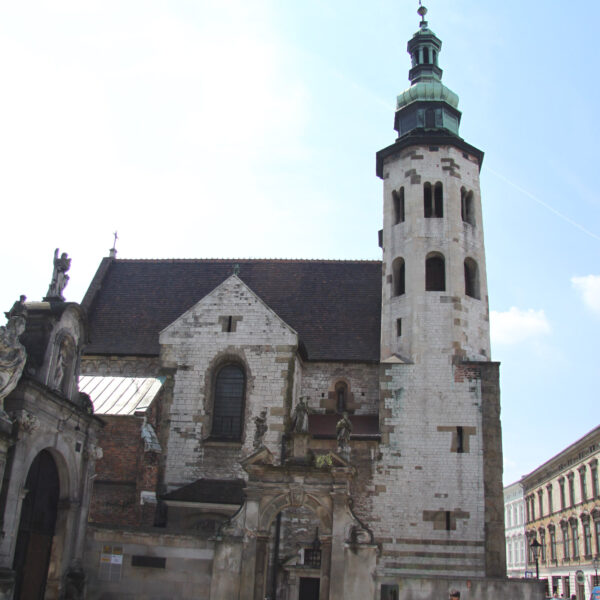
xmin=0 ymin=0 xmax=599 ymax=486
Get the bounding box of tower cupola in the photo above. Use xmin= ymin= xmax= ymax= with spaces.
xmin=394 ymin=4 xmax=461 ymax=139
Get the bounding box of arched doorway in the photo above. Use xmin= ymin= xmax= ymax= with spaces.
xmin=12 ymin=450 xmax=60 ymax=600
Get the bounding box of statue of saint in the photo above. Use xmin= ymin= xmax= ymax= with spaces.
xmin=46 ymin=249 xmax=71 ymax=300
xmin=253 ymin=408 xmax=268 ymax=449
xmin=51 ymin=336 xmax=74 ymax=395
xmin=0 ymin=298 xmax=28 ymax=412
xmin=291 ymin=396 xmax=310 ymax=433
xmin=336 ymin=411 xmax=353 ymax=448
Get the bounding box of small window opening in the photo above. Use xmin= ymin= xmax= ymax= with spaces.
xmin=425 ymin=254 xmax=445 ymax=291
xmin=423 ymin=182 xmax=432 ymax=218
xmin=456 ymin=426 xmax=464 ymax=453
xmin=392 ymin=188 xmax=405 ymax=224
xmin=432 ymin=49 xmax=437 ymax=65
xmin=423 ymin=47 xmax=430 ymax=64
xmin=335 ymin=381 xmax=348 ymax=413
xmin=396 ymin=318 xmax=402 ymax=337
xmin=461 ymin=188 xmax=475 ymax=226
xmin=445 ymin=511 xmax=452 ymax=531
xmin=464 ymin=258 xmax=480 ymax=299
xmin=433 ymin=182 xmax=443 ymax=217
xmin=392 ymin=258 xmax=405 ymax=296
xmin=227 ymin=316 xmax=233 ymax=332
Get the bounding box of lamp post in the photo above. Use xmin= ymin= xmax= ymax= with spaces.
xmin=530 ymin=538 xmax=542 ymax=580
xmin=593 ymin=556 xmax=599 ymax=586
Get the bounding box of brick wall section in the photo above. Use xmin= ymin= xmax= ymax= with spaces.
xmin=90 ymin=414 xmax=159 ymax=527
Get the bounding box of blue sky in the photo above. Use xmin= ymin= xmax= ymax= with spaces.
xmin=1 ymin=1 xmax=598 ymax=485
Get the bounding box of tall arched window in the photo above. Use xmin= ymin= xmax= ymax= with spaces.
xmin=212 ymin=364 xmax=245 ymax=439
xmin=425 ymin=253 xmax=445 ymax=291
xmin=335 ymin=381 xmax=348 ymax=413
xmin=461 ymin=187 xmax=475 ymax=226
xmin=423 ymin=182 xmax=432 ymax=217
xmin=464 ymin=258 xmax=480 ymax=299
xmin=424 ymin=182 xmax=443 ymax=218
xmin=392 ymin=188 xmax=405 ymax=224
xmin=434 ymin=182 xmax=443 ymax=217
xmin=392 ymin=257 xmax=405 ymax=296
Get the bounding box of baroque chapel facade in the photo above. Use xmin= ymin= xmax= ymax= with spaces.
xmin=76 ymin=7 xmax=543 ymax=600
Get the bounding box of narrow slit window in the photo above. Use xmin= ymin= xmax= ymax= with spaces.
xmin=396 ymin=318 xmax=402 ymax=337
xmin=423 ymin=182 xmax=433 ymax=218
xmin=392 ymin=258 xmax=405 ymax=296
xmin=433 ymin=182 xmax=443 ymax=217
xmin=423 ymin=47 xmax=430 ymax=64
xmin=392 ymin=188 xmax=405 ymax=224
xmin=464 ymin=258 xmax=480 ymax=299
xmin=456 ymin=426 xmax=464 ymax=453
xmin=461 ymin=188 xmax=475 ymax=226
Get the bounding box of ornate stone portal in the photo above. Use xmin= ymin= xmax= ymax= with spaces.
xmin=210 ymin=447 xmax=377 ymax=600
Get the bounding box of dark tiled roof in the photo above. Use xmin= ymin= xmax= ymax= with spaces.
xmin=162 ymin=478 xmax=245 ymax=504
xmin=309 ymin=414 xmax=380 ymax=439
xmin=83 ymin=258 xmax=382 ymax=362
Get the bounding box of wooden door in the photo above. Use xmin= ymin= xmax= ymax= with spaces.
xmin=13 ymin=450 xmax=60 ymax=600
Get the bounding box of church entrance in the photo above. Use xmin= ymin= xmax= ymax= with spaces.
xmin=299 ymin=577 xmax=320 ymax=600
xmin=12 ymin=450 xmax=60 ymax=600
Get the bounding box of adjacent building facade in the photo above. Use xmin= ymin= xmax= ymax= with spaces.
xmin=521 ymin=426 xmax=600 ymax=598
xmin=504 ymin=481 xmax=527 ymax=578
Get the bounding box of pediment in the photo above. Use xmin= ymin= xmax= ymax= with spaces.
xmin=159 ymin=275 xmax=297 ymax=344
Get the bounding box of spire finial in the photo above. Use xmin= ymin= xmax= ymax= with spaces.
xmin=417 ymin=1 xmax=428 ymax=27
xmin=109 ymin=231 xmax=118 ymax=259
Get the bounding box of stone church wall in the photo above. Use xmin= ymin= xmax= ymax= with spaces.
xmin=83 ymin=526 xmax=214 ymax=600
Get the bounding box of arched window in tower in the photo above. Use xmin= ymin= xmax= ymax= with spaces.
xmin=423 ymin=182 xmax=432 ymax=217
xmin=212 ymin=363 xmax=245 ymax=440
xmin=434 ymin=182 xmax=443 ymax=217
xmin=392 ymin=257 xmax=405 ymax=296
xmin=464 ymin=258 xmax=480 ymax=299
xmin=423 ymin=47 xmax=430 ymax=64
xmin=392 ymin=188 xmax=405 ymax=224
xmin=432 ymin=49 xmax=437 ymax=65
xmin=461 ymin=187 xmax=475 ymax=226
xmin=425 ymin=253 xmax=445 ymax=291
xmin=335 ymin=381 xmax=348 ymax=413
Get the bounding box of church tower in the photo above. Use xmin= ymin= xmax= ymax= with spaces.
xmin=374 ymin=4 xmax=506 ymax=581
xmin=377 ymin=3 xmax=490 ymax=364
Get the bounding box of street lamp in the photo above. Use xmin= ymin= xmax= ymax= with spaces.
xmin=530 ymin=538 xmax=542 ymax=580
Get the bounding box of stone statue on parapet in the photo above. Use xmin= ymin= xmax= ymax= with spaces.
xmin=336 ymin=411 xmax=352 ymax=450
xmin=291 ymin=396 xmax=310 ymax=433
xmin=0 ymin=297 xmax=27 ymax=414
xmin=46 ymin=248 xmax=71 ymax=300
xmin=253 ymin=408 xmax=268 ymax=449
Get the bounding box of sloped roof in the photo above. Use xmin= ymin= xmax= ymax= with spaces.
xmin=82 ymin=258 xmax=382 ymax=362
xmin=79 ymin=375 xmax=164 ymax=415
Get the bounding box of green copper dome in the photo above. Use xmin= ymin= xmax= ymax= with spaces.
xmin=393 ymin=5 xmax=462 ymax=139
xmin=396 ymin=80 xmax=459 ymax=110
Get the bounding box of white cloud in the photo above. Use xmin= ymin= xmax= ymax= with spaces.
xmin=571 ymin=275 xmax=600 ymax=315
xmin=490 ymin=307 xmax=550 ymax=345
